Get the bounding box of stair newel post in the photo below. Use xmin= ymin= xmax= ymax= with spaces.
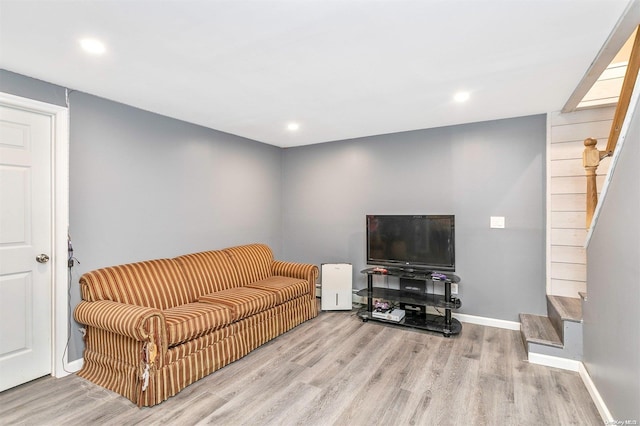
xmin=583 ymin=138 xmax=601 ymax=228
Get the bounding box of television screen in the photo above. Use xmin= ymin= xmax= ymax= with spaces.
xmin=366 ymin=215 xmax=455 ymax=271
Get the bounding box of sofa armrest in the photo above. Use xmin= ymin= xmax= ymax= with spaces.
xmin=74 ymin=300 xmax=166 ymax=344
xmin=272 ymin=260 xmax=319 ymax=298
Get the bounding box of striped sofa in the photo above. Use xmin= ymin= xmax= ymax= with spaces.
xmin=74 ymin=243 xmax=318 ymax=407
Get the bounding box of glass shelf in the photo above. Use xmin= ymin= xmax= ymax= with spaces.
xmin=357 ymin=309 xmax=463 ymax=335
xmin=359 ymin=267 xmax=462 ymax=337
xmin=356 ymin=287 xmax=461 ymax=310
xmin=360 ymin=267 xmax=460 ymax=283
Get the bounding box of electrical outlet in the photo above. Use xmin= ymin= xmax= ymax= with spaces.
xmin=451 ymin=283 xmax=458 ymax=295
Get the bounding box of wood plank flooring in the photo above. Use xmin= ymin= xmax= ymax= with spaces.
xmin=0 ymin=310 xmax=602 ymax=426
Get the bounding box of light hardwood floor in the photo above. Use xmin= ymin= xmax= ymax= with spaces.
xmin=0 ymin=309 xmax=602 ymax=425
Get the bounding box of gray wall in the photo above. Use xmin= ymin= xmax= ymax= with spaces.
xmin=0 ymin=69 xmax=67 ymax=107
xmin=282 ymin=116 xmax=547 ymax=321
xmin=1 ymin=70 xmax=284 ymax=361
xmin=584 ymin=96 xmax=640 ymax=421
xmin=68 ymin=92 xmax=283 ymax=265
xmin=2 ymin=68 xmax=547 ymax=358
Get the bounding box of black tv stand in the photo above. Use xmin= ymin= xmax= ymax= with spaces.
xmin=357 ymin=268 xmax=462 ymax=337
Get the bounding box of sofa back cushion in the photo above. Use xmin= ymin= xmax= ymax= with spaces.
xmin=79 ymin=258 xmax=192 ymax=310
xmin=223 ymin=243 xmax=273 ymax=285
xmin=174 ymin=250 xmax=241 ymax=297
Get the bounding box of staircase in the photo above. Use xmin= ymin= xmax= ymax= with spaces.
xmin=520 ymin=295 xmax=584 ymax=361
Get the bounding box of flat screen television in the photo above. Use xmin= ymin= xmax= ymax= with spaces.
xmin=366 ymin=214 xmax=455 ymax=272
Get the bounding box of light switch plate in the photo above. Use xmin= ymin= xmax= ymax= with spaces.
xmin=490 ymin=216 xmax=505 ymax=228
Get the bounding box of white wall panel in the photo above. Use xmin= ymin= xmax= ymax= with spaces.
xmin=551 ymin=262 xmax=587 ymax=282
xmin=550 ymin=279 xmax=587 ymax=298
xmin=551 ymin=158 xmax=588 ymax=177
xmin=551 ymin=176 xmax=606 ymax=194
xmin=551 ymin=120 xmax=614 ymax=143
xmin=551 ymin=245 xmax=586 ymax=264
xmin=550 ymin=140 xmax=587 ymax=160
xmin=548 ymin=106 xmax=615 ymax=296
xmin=549 ymin=107 xmax=616 ymax=126
xmin=551 ymin=194 xmax=586 ymax=212
xmin=551 ymin=211 xmax=587 ymax=229
xmin=551 ymin=228 xmax=588 ymax=246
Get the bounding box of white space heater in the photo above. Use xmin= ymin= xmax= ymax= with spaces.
xmin=321 ymin=263 xmax=353 ymax=311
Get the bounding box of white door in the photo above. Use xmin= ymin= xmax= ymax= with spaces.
xmin=0 ymin=104 xmax=53 ymax=391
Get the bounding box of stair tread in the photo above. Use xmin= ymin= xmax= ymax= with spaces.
xmin=520 ymin=313 xmax=563 ymax=348
xmin=548 ymin=295 xmax=582 ymax=322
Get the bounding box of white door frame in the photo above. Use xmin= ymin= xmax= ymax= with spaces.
xmin=0 ymin=92 xmax=73 ymax=378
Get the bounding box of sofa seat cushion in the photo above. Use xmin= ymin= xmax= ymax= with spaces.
xmin=199 ymin=287 xmax=277 ymax=321
xmin=164 ymin=302 xmax=234 ymax=346
xmin=245 ymin=276 xmax=309 ymax=304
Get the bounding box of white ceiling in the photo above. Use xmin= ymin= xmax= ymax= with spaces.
xmin=0 ymin=0 xmax=632 ymax=147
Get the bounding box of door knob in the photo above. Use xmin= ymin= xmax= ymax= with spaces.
xmin=36 ymin=254 xmax=50 ymax=263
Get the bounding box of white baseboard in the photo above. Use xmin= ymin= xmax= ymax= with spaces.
xmin=528 ymin=352 xmax=580 ymax=372
xmin=579 ymin=362 xmax=613 ymax=424
xmin=55 ymin=358 xmax=84 ymax=378
xmin=453 ymin=313 xmax=521 ymax=331
xmin=67 ymin=357 xmax=84 ymax=372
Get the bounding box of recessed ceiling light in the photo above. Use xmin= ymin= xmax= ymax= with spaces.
xmin=286 ymin=122 xmax=300 ymax=132
xmin=454 ymin=91 xmax=470 ymax=103
xmin=79 ymin=38 xmax=106 ymax=55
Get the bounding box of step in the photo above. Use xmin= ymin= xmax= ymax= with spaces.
xmin=547 ymin=295 xmax=582 ymax=342
xmin=520 ymin=295 xmax=584 ymax=361
xmin=548 ymin=295 xmax=582 ymax=323
xmin=519 ymin=313 xmax=563 ymax=349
